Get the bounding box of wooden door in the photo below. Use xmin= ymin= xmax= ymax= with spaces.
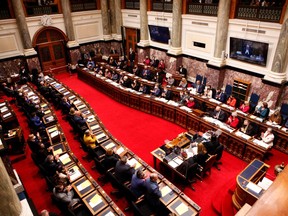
xmin=35 ymin=28 xmax=67 ymax=73
xmin=38 ymin=41 xmax=66 ymax=72
xmin=125 ymin=28 xmax=138 ymax=63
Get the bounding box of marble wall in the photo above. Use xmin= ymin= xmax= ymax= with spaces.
xmin=0 ymin=58 xmax=24 ymax=78
xmin=69 ymin=49 xmax=81 ymax=65
xmin=26 ymin=56 xmax=41 ymax=72
xmin=79 ymin=41 xmax=122 ymax=58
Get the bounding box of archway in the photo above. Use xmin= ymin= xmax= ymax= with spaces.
xmin=33 ymin=27 xmax=68 ymax=73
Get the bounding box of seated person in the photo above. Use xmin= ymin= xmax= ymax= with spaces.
xmin=44 ymin=154 xmax=60 ymax=176
xmin=111 ymin=71 xmax=119 ymax=82
xmin=69 ymin=108 xmax=86 ymax=126
xmin=53 ymin=184 xmax=79 ymax=209
xmin=150 ymin=83 xmax=161 ymax=97
xmin=260 ymin=127 xmax=274 ymax=148
xmin=226 ymin=112 xmax=240 ymax=128
xmin=161 ymin=86 xmax=172 ymax=100
xmin=194 ymin=143 xmax=209 ymax=167
xmin=105 ymin=69 xmax=112 ymax=79
xmin=142 ymin=66 xmax=151 ymax=80
xmin=210 ymin=106 xmax=226 ymax=122
xmin=114 ymin=156 xmax=136 ymax=183
xmin=240 ymin=120 xmax=256 ymax=136
xmin=83 ymin=130 xmax=96 ymax=149
xmin=176 ymin=152 xmax=197 ymax=182
xmin=167 ymin=76 xmax=175 ymax=86
xmin=138 ymin=83 xmax=149 ymax=94
xmin=268 ymin=109 xmax=282 ymax=125
xmin=203 ymin=135 xmax=224 ymax=169
xmin=254 ymin=102 xmax=269 ymax=119
xmin=157 ymin=59 xmax=165 ymax=71
xmin=179 ymin=78 xmax=188 ymax=88
xmin=143 ymin=56 xmax=151 ymax=65
xmin=54 ymin=164 xmax=70 ymax=186
xmin=193 ymin=80 xmax=205 ymax=94
xmin=86 ymin=57 xmax=95 ymax=68
xmin=179 ymin=91 xmax=189 ymax=105
xmin=150 ymin=56 xmax=159 ymax=68
xmin=204 ymin=85 xmax=213 ymax=98
xmin=102 ymin=148 xmax=120 ymax=170
xmin=285 ymin=118 xmax=288 ymax=128
xmin=132 ymin=65 xmax=141 ymax=76
xmin=239 ymin=101 xmax=250 ymax=113
xmin=178 ymin=65 xmax=187 ymax=77
xmin=110 ymin=47 xmax=117 ymax=54
xmin=226 ymin=95 xmax=237 ymax=108
xmin=119 ymin=76 xmax=131 ymax=88
xmin=186 ymin=97 xmax=196 ymax=108
xmin=108 ymin=57 xmax=117 ymax=67
xmin=30 ymin=112 xmax=45 ymax=129
xmin=60 ymin=97 xmax=72 ymax=114
xmin=215 ymin=89 xmax=227 ymax=103
xmin=144 ymin=173 xmax=162 ymax=208
xmin=131 ymin=169 xmax=147 ymax=198
xmin=131 ymin=80 xmax=139 ymax=91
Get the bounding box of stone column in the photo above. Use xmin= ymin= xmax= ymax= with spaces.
xmin=11 ymin=0 xmax=36 ymax=56
xmin=168 ymin=0 xmax=182 ymax=55
xmin=264 ymin=17 xmax=288 ymax=84
xmin=60 ymin=0 xmax=79 ymax=48
xmin=138 ymin=0 xmax=149 ymax=47
xmin=101 ymin=0 xmax=112 ymax=40
xmin=208 ymin=0 xmax=232 ymax=67
xmin=114 ymin=0 xmax=122 ymax=40
xmin=109 ymin=0 xmax=117 ymax=37
xmin=0 ymin=158 xmax=22 ymax=216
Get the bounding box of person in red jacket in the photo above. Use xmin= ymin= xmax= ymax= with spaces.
xmin=226 ymin=112 xmax=239 ymax=128
xmin=227 ymin=95 xmax=237 ymax=108
xmin=239 ymin=101 xmax=250 ymax=113
xmin=157 ymin=59 xmax=165 ymax=70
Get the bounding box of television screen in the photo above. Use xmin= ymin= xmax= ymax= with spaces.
xmin=229 ymin=37 xmax=269 ymax=66
xmin=148 ymin=25 xmax=170 ymax=44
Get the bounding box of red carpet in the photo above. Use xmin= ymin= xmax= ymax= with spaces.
xmin=9 ymin=72 xmax=288 ymax=216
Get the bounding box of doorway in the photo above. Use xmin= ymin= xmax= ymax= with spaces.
xmin=34 ymin=27 xmax=67 ymax=73
xmin=125 ymin=28 xmax=140 ymax=63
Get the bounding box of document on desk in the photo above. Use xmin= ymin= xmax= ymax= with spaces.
xmin=53 ymin=148 xmax=63 ymax=156
xmin=0 ymin=102 xmax=6 ymax=107
xmin=174 ymin=157 xmax=184 ymax=166
xmin=77 ymin=104 xmax=86 ymax=110
xmin=0 ymin=107 xmax=8 ymax=113
xmin=235 ymin=131 xmax=251 ymax=140
xmin=59 ymin=87 xmax=65 ymax=92
xmin=90 ymin=124 xmax=100 ymax=131
xmin=59 ymin=153 xmax=71 ymax=165
xmin=44 ymin=110 xmax=51 ymax=115
xmin=209 ymin=98 xmax=221 ymax=104
xmin=257 ymin=177 xmax=273 ymax=190
xmin=246 ymin=182 xmax=262 ymax=194
xmin=63 ymin=91 xmax=70 ymax=96
xmin=161 ymin=185 xmax=172 ymax=197
xmin=76 ymin=180 xmax=91 ymax=192
xmin=116 ymin=147 xmax=124 ymax=155
xmin=175 ymin=202 xmax=189 ymax=215
xmin=96 ymin=133 xmax=106 ymax=141
xmin=3 ymin=112 xmax=12 ymax=118
xmin=50 ymin=130 xmax=59 ymax=138
xmin=127 ymin=158 xmax=141 ymax=169
xmin=73 ymin=100 xmax=81 ymax=105
xmin=104 ymin=142 xmax=116 ymax=150
xmin=48 ymin=126 xmax=57 ymax=133
xmin=68 ymin=95 xmax=76 ymax=100
xmin=168 ymin=160 xmax=179 ymax=168
xmin=0 ymin=139 xmax=3 ymax=147
xmin=70 ymin=167 xmax=82 ymax=182
xmin=89 ymin=194 xmax=103 ymax=208
xmin=253 ymin=139 xmax=269 ymax=149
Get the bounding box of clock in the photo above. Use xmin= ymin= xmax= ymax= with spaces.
xmin=40 ymin=15 xmax=52 ymax=26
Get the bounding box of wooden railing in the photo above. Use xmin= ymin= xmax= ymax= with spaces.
xmin=152 ymin=1 xmax=173 ymax=12
xmin=70 ymin=2 xmax=97 ymax=12
xmin=186 ymin=3 xmax=218 ymax=16
xmin=125 ymin=0 xmax=140 ymax=10
xmin=236 ymin=5 xmax=282 ymax=22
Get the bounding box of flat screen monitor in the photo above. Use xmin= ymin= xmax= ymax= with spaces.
xmin=148 ymin=25 xmax=170 ymax=44
xmin=229 ymin=37 xmax=269 ymax=66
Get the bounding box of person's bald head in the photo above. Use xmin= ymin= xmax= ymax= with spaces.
xmin=150 ymin=173 xmax=158 ymax=182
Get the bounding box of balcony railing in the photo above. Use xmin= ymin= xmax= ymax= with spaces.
xmin=71 ymin=2 xmax=97 ymax=12
xmin=152 ymin=2 xmax=173 ymax=12
xmin=0 ymin=9 xmax=11 ymax=19
xmin=236 ymin=6 xmax=282 ymax=22
xmin=187 ymin=3 xmax=218 ymax=16
xmin=125 ymin=0 xmax=140 ymax=10
xmin=26 ymin=4 xmax=59 ymax=16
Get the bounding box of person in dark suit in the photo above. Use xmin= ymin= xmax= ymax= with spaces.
xmin=128 ymin=48 xmax=136 ymax=69
xmin=114 ymin=156 xmax=135 ymax=183
xmin=110 ymin=47 xmax=117 ymax=54
xmin=178 ymin=65 xmax=187 ymax=77
xmin=150 ymin=83 xmax=161 ymax=97
xmin=215 ymin=89 xmax=227 ymax=103
xmin=102 ymin=148 xmax=120 ymax=170
xmin=240 ymin=120 xmax=257 ymax=136
xmin=203 ymin=134 xmax=224 ymax=170
xmin=30 ymin=112 xmax=45 ymax=130
xmin=210 ymin=106 xmax=226 ymax=122
xmin=194 ymin=80 xmax=205 ymax=94
xmin=161 ymin=86 xmax=172 ymax=100
xmin=69 ymin=108 xmax=86 ymax=126
xmin=142 ymin=65 xmax=151 ymax=80
xmin=44 ymin=154 xmax=60 ymax=176
xmin=151 ymin=56 xmax=159 ymax=68
xmin=144 ymin=173 xmax=162 ymax=208
xmin=131 ymin=169 xmax=146 ymax=198
xmin=176 ymin=152 xmax=197 ymax=183
xmin=19 ymin=65 xmax=29 ymax=84
xmin=243 ymin=44 xmax=252 ymax=57
xmin=194 ymin=143 xmax=209 ymax=167
xmin=60 ymin=97 xmax=72 ymax=114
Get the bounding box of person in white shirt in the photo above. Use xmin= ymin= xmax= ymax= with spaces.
xmin=260 ymin=127 xmax=274 ymax=148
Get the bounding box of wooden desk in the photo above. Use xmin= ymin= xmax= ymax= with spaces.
xmin=245 ymin=166 xmax=288 ymax=216
xmin=168 ymin=196 xmax=199 ymax=216
xmin=67 ymin=163 xmax=84 ymax=183
xmin=51 ymin=142 xmax=66 ymax=156
xmin=232 ymin=159 xmax=269 ymax=210
xmin=72 ymin=176 xmax=96 ymax=198
xmin=159 ymin=179 xmax=179 ymax=206
xmin=82 ymin=190 xmax=109 ymax=215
